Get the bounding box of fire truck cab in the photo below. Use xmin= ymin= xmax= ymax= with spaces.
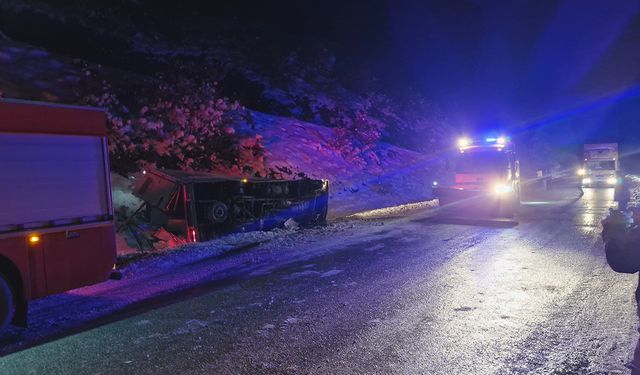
xmin=434 ymin=136 xmax=521 ymax=217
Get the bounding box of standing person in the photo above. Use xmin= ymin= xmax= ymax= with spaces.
xmin=603 ymin=209 xmax=640 ymax=373
xmin=577 ymin=171 xmax=585 ymax=198
xmin=616 ymin=172 xmax=632 ymax=210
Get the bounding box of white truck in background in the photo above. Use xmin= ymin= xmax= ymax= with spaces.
xmin=579 ymin=143 xmax=619 ymax=187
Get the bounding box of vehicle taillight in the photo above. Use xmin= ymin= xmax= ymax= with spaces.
xmin=191 ymin=228 xmax=197 ymax=243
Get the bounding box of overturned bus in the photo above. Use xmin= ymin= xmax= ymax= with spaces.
xmin=133 ymin=169 xmax=329 ymax=242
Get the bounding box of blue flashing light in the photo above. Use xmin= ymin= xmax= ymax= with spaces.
xmin=486 ymin=136 xmax=508 ymax=144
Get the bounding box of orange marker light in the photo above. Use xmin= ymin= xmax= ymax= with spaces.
xmin=28 ymin=235 xmax=40 ymax=244
xmin=241 ymin=178 xmax=248 ymax=183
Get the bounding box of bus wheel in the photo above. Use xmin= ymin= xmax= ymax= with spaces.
xmin=0 ymin=274 xmax=15 ymax=331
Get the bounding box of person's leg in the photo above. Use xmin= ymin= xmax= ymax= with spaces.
xmin=632 ymin=303 xmax=640 ymax=373
xmin=633 ymin=335 xmax=640 ymax=374
xmin=621 ymin=199 xmax=629 ymax=211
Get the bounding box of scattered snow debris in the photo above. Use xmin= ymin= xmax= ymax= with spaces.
xmin=320 ymin=269 xmax=344 ymax=278
xmin=174 ymin=319 xmax=209 ymax=335
xmin=366 ymin=243 xmax=386 ymax=252
xmin=282 ymin=270 xmax=321 ymax=280
xmin=186 ymin=319 xmax=208 ymax=327
xmin=262 ymin=324 xmax=275 ymax=330
xmin=135 ymin=320 xmax=152 ymax=326
xmin=348 ymin=200 xmax=439 ymax=220
xmin=284 ymin=317 xmax=300 ymax=325
xmin=115 ymin=232 xmax=138 ymax=256
xmin=111 ymin=173 xmax=143 ymax=214
xmin=249 ymin=269 xmax=273 ymax=277
xmin=283 ymin=218 xmax=300 ymax=230
xmin=152 ymin=228 xmax=188 ymax=250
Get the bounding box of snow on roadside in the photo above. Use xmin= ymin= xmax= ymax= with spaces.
xmin=347 ymin=200 xmax=439 ymax=220
xmin=247 ymin=111 xmax=440 ymax=218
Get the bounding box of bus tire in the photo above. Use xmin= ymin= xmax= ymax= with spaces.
xmin=0 ymin=274 xmax=16 ymax=331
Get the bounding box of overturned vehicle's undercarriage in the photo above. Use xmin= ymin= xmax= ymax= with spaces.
xmin=132 ymin=169 xmax=329 ymax=242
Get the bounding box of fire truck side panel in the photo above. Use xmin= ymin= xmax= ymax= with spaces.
xmin=0 ymin=133 xmax=110 ymax=227
xmin=0 ymin=99 xmax=116 ymax=305
xmin=42 ymin=224 xmax=116 ymax=295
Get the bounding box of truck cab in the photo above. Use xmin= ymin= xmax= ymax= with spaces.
xmin=434 ymin=136 xmax=520 ymax=217
xmin=578 ymin=143 xmax=619 ymax=187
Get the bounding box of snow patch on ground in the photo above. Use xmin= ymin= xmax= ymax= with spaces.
xmin=320 ymin=269 xmax=344 ymax=278
xmin=282 ymin=270 xmax=321 ymax=280
xmin=366 ymin=243 xmax=386 ymax=252
xmin=347 ymin=199 xmax=439 ymax=220
xmin=247 ymin=112 xmax=439 ymax=218
xmin=284 ymin=317 xmax=300 ymax=325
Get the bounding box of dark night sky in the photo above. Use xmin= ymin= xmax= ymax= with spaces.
xmin=197 ymin=0 xmax=640 ymax=149
xmin=213 ymin=0 xmax=640 ymax=149
xmin=386 ymin=1 xmax=640 ymax=146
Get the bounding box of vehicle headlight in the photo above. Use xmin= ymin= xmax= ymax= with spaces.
xmin=432 ymin=181 xmax=439 ymax=187
xmin=577 ymin=168 xmax=586 ymax=176
xmin=457 ymin=137 xmax=471 ymax=148
xmin=582 ymin=177 xmax=592 ymax=185
xmin=494 ymin=183 xmax=513 ymax=195
xmin=607 ymin=177 xmax=618 ymax=185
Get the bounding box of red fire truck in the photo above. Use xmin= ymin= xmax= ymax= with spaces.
xmin=0 ymin=99 xmax=116 ymax=330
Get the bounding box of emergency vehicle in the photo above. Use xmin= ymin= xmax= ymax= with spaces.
xmin=433 ymin=136 xmax=521 ymax=217
xmin=0 ymin=99 xmax=116 ymax=330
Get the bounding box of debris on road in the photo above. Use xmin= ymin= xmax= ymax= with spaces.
xmin=283 ymin=218 xmax=300 ymax=231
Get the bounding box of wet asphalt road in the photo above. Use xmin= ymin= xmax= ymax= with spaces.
xmin=1 ymin=187 xmax=639 ymax=374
